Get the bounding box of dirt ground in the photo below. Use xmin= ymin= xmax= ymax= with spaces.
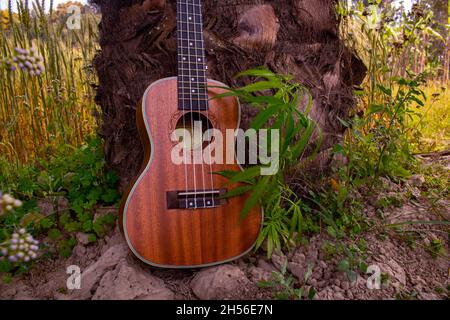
xmin=0 ymin=156 xmax=448 ymax=300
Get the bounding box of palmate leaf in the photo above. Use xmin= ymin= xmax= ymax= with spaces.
xmin=213 ymin=170 xmax=240 ymax=180
xmin=255 ymin=224 xmax=270 ymax=251
xmin=235 ymin=67 xmax=277 ymax=80
xmin=245 ymin=96 xmax=285 ymax=106
xmin=250 ymin=103 xmax=280 ymax=130
xmin=207 ymin=86 xmax=245 ymax=100
xmin=229 ymin=166 xmax=262 ymax=184
xmin=222 ymin=185 xmax=254 ymax=199
xmin=239 ymin=80 xmax=282 ymax=93
xmin=282 ymin=115 xmax=304 ymax=155
xmin=240 ymin=176 xmax=270 ymax=220
xmin=291 ymin=120 xmax=315 ymax=160
xmin=286 ymin=200 xmax=304 ymax=235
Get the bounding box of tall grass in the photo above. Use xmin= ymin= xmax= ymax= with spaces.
xmin=0 ymin=1 xmax=99 ymax=165
xmin=336 ymin=0 xmax=448 ymax=174
xmin=409 ymin=82 xmax=450 ymax=153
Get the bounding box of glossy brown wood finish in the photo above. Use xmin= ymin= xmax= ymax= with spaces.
xmin=119 ymin=77 xmax=262 ymax=268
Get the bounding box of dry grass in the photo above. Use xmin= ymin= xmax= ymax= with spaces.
xmin=0 ymin=1 xmax=99 ymax=164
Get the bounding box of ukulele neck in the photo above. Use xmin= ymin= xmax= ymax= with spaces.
xmin=177 ymin=0 xmax=209 ymax=111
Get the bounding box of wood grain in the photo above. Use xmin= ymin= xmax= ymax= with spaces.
xmin=119 ymin=77 xmax=262 ymax=268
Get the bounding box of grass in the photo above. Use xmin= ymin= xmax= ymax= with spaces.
xmin=0 ymin=1 xmax=99 ymax=164
xmin=408 ymin=82 xmax=450 ymax=153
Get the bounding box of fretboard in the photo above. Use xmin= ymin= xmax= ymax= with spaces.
xmin=177 ymin=0 xmax=208 ymax=111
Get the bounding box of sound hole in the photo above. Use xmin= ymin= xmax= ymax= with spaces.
xmin=176 ymin=112 xmax=214 ymax=150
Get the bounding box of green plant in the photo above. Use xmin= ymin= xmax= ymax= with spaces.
xmin=214 ymin=67 xmax=322 ymax=257
xmin=332 ymin=238 xmax=369 ymax=283
xmin=258 ymin=260 xmax=316 ymax=300
xmin=335 ymin=0 xmax=446 ymax=183
xmin=408 ymin=84 xmax=449 ymax=153
xmin=0 ymin=136 xmax=120 ymax=260
xmin=375 ymin=194 xmax=403 ymax=210
xmin=425 ymin=238 xmax=446 ymax=259
xmin=308 ymin=184 xmax=367 ymax=239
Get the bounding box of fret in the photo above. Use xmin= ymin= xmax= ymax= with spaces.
xmin=177 ymin=81 xmax=208 ymax=89
xmin=178 ymin=81 xmax=207 ymax=90
xmin=178 ymin=13 xmax=203 ymax=20
xmin=178 ymin=78 xmax=206 ymax=84
xmin=178 ymin=89 xmax=207 ymax=95
xmin=178 ymin=49 xmax=206 ymax=57
xmin=178 ymin=39 xmax=204 ymax=49
xmin=178 ymin=3 xmax=202 ymax=14
xmin=178 ymin=66 xmax=207 ymax=72
xmin=178 ymin=101 xmax=209 ymax=109
xmin=178 ymin=31 xmax=203 ymax=41
xmin=178 ymin=93 xmax=208 ymax=99
xmin=178 ymin=56 xmax=205 ymax=63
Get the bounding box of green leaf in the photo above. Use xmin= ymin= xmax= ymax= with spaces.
xmin=409 ymin=96 xmax=425 ymax=107
xmin=213 ymin=170 xmax=239 ymax=180
xmin=101 ymin=188 xmax=120 ymax=204
xmin=282 ymin=115 xmax=295 ymax=154
xmin=235 ymin=67 xmax=276 ymax=79
xmin=347 ymin=270 xmax=358 ymax=283
xmin=245 ymin=96 xmax=285 ymax=106
xmin=0 ymin=260 xmax=12 ymax=273
xmin=240 ymin=81 xmax=282 ymax=93
xmin=250 ymin=103 xmax=280 ymax=130
xmin=257 ymin=281 xmax=273 ymax=288
xmin=48 ymin=228 xmax=62 ymax=240
xmin=87 ymin=233 xmax=97 ymax=243
xmin=240 ymin=176 xmax=269 ymax=220
xmin=59 ymin=238 xmax=77 ymax=258
xmin=209 ymin=88 xmax=242 ymax=100
xmin=368 ymin=104 xmax=385 ymax=115
xmin=338 ymin=259 xmax=350 ymax=272
xmin=222 ymin=185 xmax=254 ymax=199
xmin=229 ymin=166 xmax=262 ymax=184
xmin=425 ymin=26 xmax=445 ymax=42
xmin=291 ymin=120 xmax=314 ymax=159
xmin=255 ymin=226 xmax=270 ymax=250
xmin=39 ymin=217 xmax=55 ymax=229
xmin=82 ymin=220 xmax=93 ymax=232
xmin=308 ymin=287 xmax=316 ymax=300
xmin=359 ymin=262 xmax=368 ymax=273
xmin=377 ymin=84 xmax=392 ymax=96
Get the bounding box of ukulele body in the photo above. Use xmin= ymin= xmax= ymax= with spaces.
xmin=119 ymin=77 xmax=263 ymax=268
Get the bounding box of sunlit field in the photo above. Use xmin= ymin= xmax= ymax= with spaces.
xmin=0 ymin=2 xmax=99 ymax=164
xmin=409 ymin=82 xmax=450 ymax=153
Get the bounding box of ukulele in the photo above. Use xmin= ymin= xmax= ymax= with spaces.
xmin=119 ymin=0 xmax=263 ymax=268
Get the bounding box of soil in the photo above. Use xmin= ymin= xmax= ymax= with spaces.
xmin=0 ymin=155 xmax=448 ymax=300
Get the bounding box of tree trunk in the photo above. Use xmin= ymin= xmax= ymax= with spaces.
xmin=91 ymin=0 xmax=366 ymax=190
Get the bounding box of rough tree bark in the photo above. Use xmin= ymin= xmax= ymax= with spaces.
xmin=91 ymin=0 xmax=366 ymax=191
